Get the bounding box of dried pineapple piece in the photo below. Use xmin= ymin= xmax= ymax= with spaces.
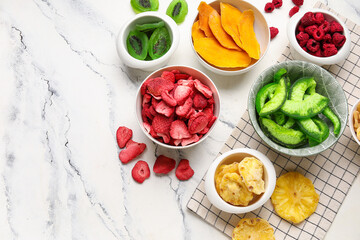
xmin=271 ymin=172 xmax=319 ymax=224
xmin=219 ymin=173 xmax=253 ymax=206
xmin=238 ymin=157 xmax=265 ymax=195
xmin=232 ymin=218 xmax=275 ymax=240
xmin=215 ymin=162 xmax=239 ymax=192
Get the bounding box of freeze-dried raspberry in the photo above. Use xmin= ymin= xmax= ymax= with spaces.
xmin=319 ymin=21 xmax=330 ymax=33
xmin=296 ymin=32 xmax=310 ymax=47
xmin=292 ymin=0 xmax=304 ymax=6
xmin=330 ymin=21 xmax=344 ymax=33
xmin=314 ymin=13 xmax=325 ymax=25
xmin=306 ymin=39 xmax=320 ymax=52
xmin=297 ymin=24 xmax=305 ymax=32
xmin=323 ymin=33 xmax=332 ymax=43
xmin=289 ymin=6 xmax=299 ymax=17
xmin=264 ymin=2 xmax=275 ymax=13
xmin=305 ymin=25 xmax=317 ymax=36
xmin=313 ymin=28 xmax=325 ymax=41
xmin=301 ymin=12 xmax=316 ymax=26
xmin=323 ymin=43 xmax=338 ymax=57
xmin=272 ymin=0 xmax=282 ymax=8
xmin=270 ymin=27 xmax=279 ymax=39
xmin=310 ymin=49 xmax=322 ymax=57
xmin=302 ymin=46 xmax=308 ymax=52
xmin=332 ymin=33 xmax=346 ymax=48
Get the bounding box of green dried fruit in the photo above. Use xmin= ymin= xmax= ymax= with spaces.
xmin=130 ymin=0 xmax=159 ymax=13
xmin=127 ymin=29 xmax=149 ymax=60
xmin=166 ymin=0 xmax=188 ymax=24
xmin=148 ymin=26 xmax=171 ymax=59
xmin=136 ymin=21 xmax=165 ymax=32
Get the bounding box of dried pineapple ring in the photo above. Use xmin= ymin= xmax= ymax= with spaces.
xmin=215 ymin=162 xmax=239 ymax=192
xmin=238 ymin=157 xmax=265 ymax=195
xmin=232 ymin=218 xmax=275 ymax=240
xmin=219 ymin=173 xmax=253 ymax=206
xmin=271 ymin=172 xmax=319 ymax=224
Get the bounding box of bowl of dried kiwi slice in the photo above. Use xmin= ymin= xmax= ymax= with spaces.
xmin=248 ymin=60 xmax=348 ymax=157
xmin=117 ymin=11 xmax=179 ymax=72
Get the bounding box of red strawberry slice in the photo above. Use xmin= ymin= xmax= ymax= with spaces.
xmin=174 ymin=85 xmax=192 ymax=104
xmin=143 ymin=122 xmax=151 ymax=132
xmin=177 ymin=79 xmax=195 ymax=89
xmin=132 ymin=160 xmax=150 ymax=183
xmin=149 ymin=106 xmax=157 ymax=117
xmin=202 ymin=107 xmax=214 ymax=122
xmin=152 ymin=115 xmax=172 ymax=133
xmin=170 ymin=120 xmax=192 ymax=139
xmin=125 ymin=139 xmax=137 ymax=148
xmin=181 ymin=134 xmax=200 ymax=146
xmin=157 ymin=132 xmax=170 ymax=143
xmin=185 ymin=108 xmax=196 ymax=119
xmin=141 ymin=78 xmax=151 ymax=96
xmin=175 ymin=73 xmax=190 ymax=80
xmin=175 ymin=97 xmax=193 ymax=117
xmin=151 ymin=98 xmax=160 ymax=108
xmin=155 ymin=101 xmax=175 ymax=117
xmin=142 ymin=94 xmax=152 ymax=108
xmin=153 ymin=155 xmax=176 ymax=174
xmin=207 ymin=116 xmax=217 ymax=128
xmin=173 ymin=139 xmax=182 ymax=146
xmin=147 ymin=77 xmax=175 ymax=97
xmin=161 ymin=90 xmax=177 ymax=107
xmin=194 ymin=80 xmax=213 ymax=98
xmin=199 ymin=127 xmax=209 ymax=135
xmin=161 ymin=71 xmax=175 ymax=83
xmin=171 ymin=69 xmax=180 ymax=74
xmin=175 ymin=159 xmax=194 ymax=180
xmin=193 ymin=92 xmax=208 ymax=110
xmin=207 ymin=96 xmax=215 ymax=106
xmin=116 ymin=126 xmax=133 ymax=148
xmin=119 ymin=140 xmax=146 ymax=164
xmin=188 ymin=112 xmax=209 ymax=134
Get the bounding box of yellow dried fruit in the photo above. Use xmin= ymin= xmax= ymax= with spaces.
xmin=219 ymin=173 xmax=253 ymax=206
xmin=238 ymin=157 xmax=265 ymax=195
xmin=271 ymin=172 xmax=319 ymax=224
xmin=232 ymin=218 xmax=275 ymax=240
xmin=215 ymin=162 xmax=239 ymax=192
xmin=192 ymin=21 xmax=206 ymax=41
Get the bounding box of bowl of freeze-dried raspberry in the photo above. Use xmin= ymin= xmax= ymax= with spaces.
xmin=287 ymin=9 xmax=350 ymax=66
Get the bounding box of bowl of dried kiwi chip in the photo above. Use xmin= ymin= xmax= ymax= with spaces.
xmin=117 ymin=11 xmax=179 ymax=72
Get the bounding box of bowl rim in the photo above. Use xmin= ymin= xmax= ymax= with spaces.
xmin=116 ymin=11 xmax=179 ymax=69
xmin=204 ymin=148 xmax=276 ymax=214
xmin=287 ymin=8 xmax=351 ymax=65
xmin=189 ymin=0 xmax=270 ymax=75
xmin=135 ymin=65 xmax=221 ymax=149
xmin=248 ymin=60 xmax=349 ymax=157
xmin=348 ymin=98 xmax=360 ymax=145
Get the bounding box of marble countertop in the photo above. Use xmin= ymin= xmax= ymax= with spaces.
xmin=0 ymin=0 xmax=359 ymax=239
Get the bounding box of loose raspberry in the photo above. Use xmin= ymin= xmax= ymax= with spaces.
xmin=175 ymin=159 xmax=194 ymax=181
xmin=323 ymin=33 xmax=332 ymax=43
xmin=170 ymin=120 xmax=192 ymax=139
xmin=153 ymin=155 xmax=176 ymax=174
xmin=332 ymin=33 xmax=346 ymax=48
xmin=270 ymin=27 xmax=279 ymax=39
xmin=330 ymin=21 xmax=344 ymax=33
xmin=161 ymin=71 xmax=175 ymax=83
xmin=301 ymin=12 xmax=316 ymax=26
xmin=132 ymin=161 xmax=150 ymax=183
xmin=272 ymin=0 xmax=282 ymax=8
xmin=302 ymin=46 xmax=308 ymax=52
xmin=313 ymin=27 xmax=325 ymax=41
xmin=119 ymin=140 xmax=146 ymax=164
xmin=194 ymin=80 xmax=213 ymax=98
xmin=116 ymin=126 xmax=133 ymax=148
xmin=296 ymin=32 xmax=310 ymax=47
xmin=310 ymin=49 xmax=322 ymax=57
xmin=264 ymin=2 xmax=275 ymax=13
xmin=314 ymin=13 xmax=325 ymax=25
xmin=188 ymin=112 xmax=209 ymax=134
xmin=323 ymin=43 xmax=338 ymax=57
xmin=297 ymin=24 xmax=305 ymax=32
xmin=289 ymin=6 xmax=299 ymax=17
xmin=306 ymin=39 xmax=320 ymax=52
xmin=319 ymin=21 xmax=330 ymax=33
xmin=155 ymin=100 xmax=175 ymax=117
xmin=305 ymin=25 xmax=318 ymax=36
xmin=292 ymin=0 xmax=304 ymax=6
xmin=181 ymin=134 xmax=200 ymax=146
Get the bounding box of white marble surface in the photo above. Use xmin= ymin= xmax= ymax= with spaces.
xmin=0 ymin=0 xmax=359 ymax=239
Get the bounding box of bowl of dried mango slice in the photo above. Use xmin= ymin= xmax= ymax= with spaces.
xmin=191 ymin=0 xmax=270 ymax=76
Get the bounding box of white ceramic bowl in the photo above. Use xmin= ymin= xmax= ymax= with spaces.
xmin=135 ymin=65 xmax=221 ymax=149
xmin=116 ymin=12 xmax=179 ymax=72
xmin=349 ymin=99 xmax=360 ymax=145
xmin=205 ymin=148 xmax=276 ymax=214
xmin=190 ymin=0 xmax=270 ymax=76
xmin=287 ymin=9 xmax=351 ymax=66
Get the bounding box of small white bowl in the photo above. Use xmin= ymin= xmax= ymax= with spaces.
xmin=116 ymin=12 xmax=179 ymax=72
xmin=349 ymin=99 xmax=360 ymax=145
xmin=135 ymin=65 xmax=221 ymax=149
xmin=287 ymin=9 xmax=351 ymax=66
xmin=205 ymin=148 xmax=276 ymax=214
xmin=190 ymin=0 xmax=270 ymax=76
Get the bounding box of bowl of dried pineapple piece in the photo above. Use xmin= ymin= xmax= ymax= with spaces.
xmin=205 ymin=148 xmax=276 ymax=214
xmin=232 ymin=218 xmax=275 ymax=240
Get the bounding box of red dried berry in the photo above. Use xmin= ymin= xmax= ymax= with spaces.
xmin=116 ymin=126 xmax=133 ymax=148
xmin=175 ymin=159 xmax=194 ymax=181
xmin=153 ymin=155 xmax=176 ymax=174
xmin=289 ymin=6 xmax=299 ymax=17
xmin=319 ymin=21 xmax=330 ymax=33
xmin=174 ymin=85 xmax=192 ymax=105
xmin=306 ymin=39 xmax=320 ymax=52
xmin=161 ymin=71 xmax=175 ymax=83
xmin=264 ymin=2 xmax=275 ymax=13
xmin=188 ymin=112 xmax=209 ymax=134
xmin=171 ymin=70 xmax=180 ymax=74
xmin=302 ymin=46 xmax=308 ymax=52
xmin=155 ymin=101 xmax=175 ymax=117
xmin=170 ymin=120 xmax=192 ymax=140
xmin=313 ymin=27 xmax=325 ymax=41
xmin=181 ymin=134 xmax=200 ymax=146
xmin=323 ymin=33 xmax=332 ymax=43
xmin=157 ymin=132 xmax=170 ymax=143
xmin=147 ymin=77 xmax=175 ymax=97
xmin=323 ymin=43 xmax=338 ymax=57
xmin=296 ymin=32 xmax=310 ymax=47
xmin=314 ymin=13 xmax=325 ymax=25
xmin=175 ymin=73 xmax=190 ymax=80
xmin=272 ymin=0 xmax=282 ymax=8
xmin=152 ymin=114 xmax=173 ymax=134
xmin=270 ymin=27 xmax=279 ymax=39
xmin=310 ymin=49 xmax=322 ymax=57
xmin=161 ymin=90 xmax=177 ymax=107
xmin=119 ymin=140 xmax=146 ymax=164
xmin=132 ymin=161 xmax=150 ymax=183
xmin=332 ymin=33 xmax=346 ymax=48
xmin=301 ymin=12 xmax=316 ymax=26
xmin=176 ymin=97 xmax=193 ymax=117
xmin=194 ymin=80 xmax=212 ymax=98
xmin=297 ymin=24 xmax=305 ymax=32
xmin=330 ymin=21 xmax=344 ymax=34
xmin=305 ymin=25 xmax=318 ymax=36
xmin=292 ymin=0 xmax=304 ymax=6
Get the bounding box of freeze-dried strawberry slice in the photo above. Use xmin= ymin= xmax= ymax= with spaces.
xmin=188 ymin=112 xmax=209 ymax=134
xmin=157 ymin=132 xmax=170 ymax=143
xmin=151 ymin=98 xmax=160 ymax=109
xmin=199 ymin=127 xmax=209 ymax=135
xmin=177 ymin=80 xmax=195 ymax=90
xmin=161 ymin=90 xmax=177 ymax=107
xmin=194 ymin=80 xmax=212 ymax=98
xmin=147 ymin=77 xmax=175 ymax=97
xmin=142 ymin=94 xmax=152 ymax=108
xmin=175 ymin=73 xmax=190 ymax=80
xmin=202 ymin=107 xmax=214 ymax=122
xmin=116 ymin=126 xmax=133 ymax=148
xmin=176 ymin=97 xmax=193 ymax=117
xmin=153 ymin=155 xmax=176 ymax=174
xmin=155 ymin=101 xmax=175 ymax=117
xmin=170 ymin=120 xmax=192 ymax=139
xmin=175 ymin=159 xmax=194 ymax=180
xmin=207 ymin=116 xmax=217 ymax=128
xmin=149 ymin=106 xmax=157 ymax=117
xmin=174 ymin=85 xmax=192 ymax=104
xmin=181 ymin=134 xmax=200 ymax=146
xmin=152 ymin=115 xmax=172 ymax=133
xmin=185 ymin=108 xmax=196 ymax=119
xmin=141 ymin=78 xmax=151 ymax=96
xmin=193 ymin=92 xmax=208 ymax=110
xmin=171 ymin=69 xmax=180 ymax=74
xmin=119 ymin=140 xmax=146 ymax=164
xmin=161 ymin=71 xmax=175 ymax=83
xmin=132 ymin=160 xmax=150 ymax=183
xmin=173 ymin=139 xmax=182 ymax=146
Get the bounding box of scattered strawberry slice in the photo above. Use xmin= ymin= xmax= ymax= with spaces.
xmin=116 ymin=126 xmax=133 ymax=148
xmin=181 ymin=134 xmax=200 ymax=146
xmin=194 ymin=80 xmax=212 ymax=98
xmin=119 ymin=140 xmax=146 ymax=164
xmin=175 ymin=159 xmax=194 ymax=180
xmin=132 ymin=160 xmax=150 ymax=183
xmin=175 ymin=73 xmax=190 ymax=80
xmin=188 ymin=112 xmax=209 ymax=134
xmin=161 ymin=90 xmax=177 ymax=107
xmin=193 ymin=92 xmax=208 ymax=110
xmin=176 ymin=97 xmax=193 ymax=117
xmin=161 ymin=71 xmax=175 ymax=83
xmin=155 ymin=101 xmax=175 ymax=117
xmin=152 ymin=115 xmax=173 ymax=134
xmin=170 ymin=120 xmax=192 ymax=139
xmin=147 ymin=77 xmax=175 ymax=97
xmin=174 ymin=85 xmax=192 ymax=104
xmin=153 ymin=155 xmax=176 ymax=174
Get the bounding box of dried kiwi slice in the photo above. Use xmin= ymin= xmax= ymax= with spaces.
xmin=130 ymin=0 xmax=159 ymax=13
xmin=127 ymin=30 xmax=149 ymax=60
xmin=166 ymin=0 xmax=188 ymax=24
xmin=136 ymin=21 xmax=165 ymax=32
xmin=148 ymin=26 xmax=171 ymax=59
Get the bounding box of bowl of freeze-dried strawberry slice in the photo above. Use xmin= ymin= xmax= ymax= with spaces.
xmin=287 ymin=9 xmax=351 ymax=66
xmin=136 ymin=65 xmax=220 ymax=148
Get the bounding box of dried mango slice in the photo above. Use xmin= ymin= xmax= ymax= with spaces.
xmin=238 ymin=9 xmax=261 ymax=59
xmin=219 ymin=173 xmax=253 ymax=206
xmin=215 ymin=162 xmax=238 ymax=192
xmin=220 ymin=3 xmax=242 ymax=49
xmin=271 ymin=172 xmax=319 ymax=224
xmin=197 ymin=1 xmax=215 ymax=37
xmin=191 ymin=21 xmax=206 ymax=41
xmin=238 ymin=157 xmax=265 ymax=195
xmin=232 ymin=218 xmax=275 ymax=240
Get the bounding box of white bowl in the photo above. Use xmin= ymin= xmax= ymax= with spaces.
xmin=349 ymin=99 xmax=360 ymax=145
xmin=287 ymin=9 xmax=351 ymax=66
xmin=135 ymin=65 xmax=221 ymax=149
xmin=205 ymin=148 xmax=276 ymax=214
xmin=190 ymin=0 xmax=270 ymax=76
xmin=116 ymin=12 xmax=179 ymax=72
